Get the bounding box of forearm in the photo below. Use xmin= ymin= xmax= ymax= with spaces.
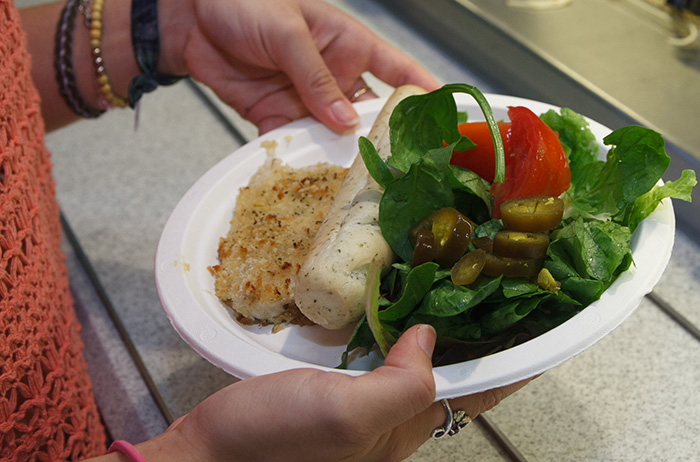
xmin=19 ymin=0 xmax=140 ymax=131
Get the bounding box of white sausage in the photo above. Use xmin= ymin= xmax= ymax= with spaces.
xmin=294 ymin=85 xmax=426 ymax=329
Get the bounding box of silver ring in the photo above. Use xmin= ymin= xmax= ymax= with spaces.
xmin=432 ymin=399 xmax=472 ymax=440
xmin=349 ymin=83 xmax=371 ymax=102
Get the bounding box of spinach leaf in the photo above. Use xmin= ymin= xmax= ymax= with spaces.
xmin=364 ymin=259 xmax=396 ymax=357
xmin=338 ymin=315 xmax=374 ymax=369
xmin=500 ymin=278 xmax=542 ymax=298
xmin=479 ymin=278 xmax=578 ymax=335
xmin=408 ymin=313 xmax=482 ymax=342
xmin=449 ymin=165 xmax=493 ymax=222
xmin=378 ymin=145 xmax=455 ymax=262
xmin=474 ymin=218 xmax=503 ymax=239
xmin=480 ymin=297 xmax=543 ymax=336
xmin=416 ymin=277 xmax=502 ymax=318
xmin=559 ymin=276 xmax=606 ymax=306
xmin=386 ymin=90 xmax=469 ymax=174
xmin=387 ymin=83 xmax=505 ymax=182
xmin=379 ymin=262 xmax=439 ymax=321
xmin=358 ymin=136 xmax=395 ymax=188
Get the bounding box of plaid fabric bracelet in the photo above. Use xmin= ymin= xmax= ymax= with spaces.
xmin=54 ymin=0 xmax=106 ymax=118
xmin=128 ymin=0 xmax=185 ymax=108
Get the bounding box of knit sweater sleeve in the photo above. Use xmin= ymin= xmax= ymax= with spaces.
xmin=1 ymin=1 xmax=106 ymax=459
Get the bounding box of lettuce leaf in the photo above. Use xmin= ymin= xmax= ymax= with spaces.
xmin=626 ymin=169 xmax=697 ymax=232
xmin=540 ymin=107 xmax=598 ymax=178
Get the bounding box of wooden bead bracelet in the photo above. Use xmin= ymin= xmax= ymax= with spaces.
xmin=85 ymin=0 xmax=129 ymax=108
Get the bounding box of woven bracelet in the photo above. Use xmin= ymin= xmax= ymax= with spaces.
xmin=128 ymin=0 xmax=185 ymax=108
xmin=54 ymin=0 xmax=106 ymax=118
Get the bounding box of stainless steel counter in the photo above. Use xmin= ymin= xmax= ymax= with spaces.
xmin=40 ymin=0 xmax=700 ymax=460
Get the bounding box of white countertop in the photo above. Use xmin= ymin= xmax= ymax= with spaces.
xmin=44 ymin=0 xmax=700 ymax=460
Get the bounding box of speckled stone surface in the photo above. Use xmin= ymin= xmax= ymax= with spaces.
xmin=408 ymin=422 xmax=514 ymax=462
xmin=486 ymin=295 xmax=700 ymax=461
xmin=62 ymin=235 xmax=169 ymax=442
xmin=41 ymin=0 xmax=700 ymax=459
xmin=652 ymin=229 xmax=700 ymax=327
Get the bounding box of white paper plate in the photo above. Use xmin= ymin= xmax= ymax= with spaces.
xmin=155 ymin=94 xmax=675 ymax=400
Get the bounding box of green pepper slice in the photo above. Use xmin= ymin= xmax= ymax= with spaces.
xmin=451 ymin=249 xmax=486 ymax=286
xmin=471 ymin=236 xmax=493 ymax=253
xmin=482 ymin=253 xmax=543 ymax=279
xmin=493 ymin=230 xmax=549 ymax=260
xmin=409 ymin=207 xmax=474 ymax=268
xmin=500 ymin=196 xmax=564 ymax=232
xmin=410 ymin=229 xmax=435 ymax=267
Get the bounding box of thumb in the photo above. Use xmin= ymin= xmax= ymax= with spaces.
xmin=383 ymin=324 xmax=437 ymax=373
xmin=355 ymin=325 xmax=438 ymax=428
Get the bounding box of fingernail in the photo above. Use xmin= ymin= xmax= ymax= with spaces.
xmin=417 ymin=324 xmax=437 ymax=358
xmin=330 ymin=99 xmax=360 ymax=127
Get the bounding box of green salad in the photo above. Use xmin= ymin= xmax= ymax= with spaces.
xmin=339 ymin=84 xmax=696 ymax=368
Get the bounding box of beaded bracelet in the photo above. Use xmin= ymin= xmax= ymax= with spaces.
xmin=107 ymin=440 xmax=147 ymax=462
xmin=54 ymin=0 xmax=106 ymax=118
xmin=84 ymin=0 xmax=129 ymax=108
xmin=128 ymin=0 xmax=185 ymax=108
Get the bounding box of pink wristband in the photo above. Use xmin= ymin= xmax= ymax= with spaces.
xmin=108 ymin=440 xmax=146 ymax=462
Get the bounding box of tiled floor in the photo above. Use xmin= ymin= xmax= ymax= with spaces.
xmin=38 ymin=0 xmax=700 ymax=460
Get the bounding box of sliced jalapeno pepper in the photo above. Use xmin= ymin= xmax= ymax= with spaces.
xmin=500 ymin=196 xmax=564 ymax=232
xmin=411 ymin=229 xmax=435 ymax=267
xmin=471 ymin=236 xmax=493 ymax=253
xmin=493 ymin=230 xmax=549 ymax=260
xmin=482 ymin=252 xmax=543 ymax=279
xmin=409 ymin=207 xmax=474 ymax=268
xmin=451 ymin=249 xmax=486 ymax=286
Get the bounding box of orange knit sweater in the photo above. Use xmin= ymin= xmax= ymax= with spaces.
xmin=1 ymin=0 xmax=107 ymax=460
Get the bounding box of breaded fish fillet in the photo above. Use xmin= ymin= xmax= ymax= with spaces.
xmin=211 ymin=156 xmax=348 ymax=326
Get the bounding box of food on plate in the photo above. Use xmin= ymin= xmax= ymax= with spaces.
xmin=211 ymin=156 xmax=347 ymax=326
xmin=210 ymin=82 xmax=695 ymax=368
xmin=338 ymin=84 xmax=696 ymax=367
xmin=293 ymin=85 xmax=427 ymax=329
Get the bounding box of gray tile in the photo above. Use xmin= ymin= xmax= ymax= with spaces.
xmin=63 ymin=234 xmax=168 ymax=441
xmin=408 ymin=422 xmax=511 ymax=461
xmin=486 ymin=298 xmax=700 ymax=461
xmin=653 ymin=227 xmax=700 ymax=329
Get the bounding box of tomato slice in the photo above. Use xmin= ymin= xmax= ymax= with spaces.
xmin=490 ymin=106 xmax=570 ymax=217
xmin=450 ymin=121 xmax=510 ymax=183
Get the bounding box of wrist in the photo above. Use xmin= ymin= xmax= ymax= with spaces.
xmin=131 ymin=424 xmax=208 ymax=462
xmin=156 ymin=0 xmax=196 ymax=76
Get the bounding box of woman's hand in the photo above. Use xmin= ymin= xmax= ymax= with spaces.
xmin=145 ymin=325 xmax=532 ymax=462
xmin=158 ymin=0 xmax=440 ymax=133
